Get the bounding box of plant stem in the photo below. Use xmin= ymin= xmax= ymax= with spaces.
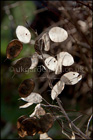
xmin=56 ymin=97 xmax=90 ymax=139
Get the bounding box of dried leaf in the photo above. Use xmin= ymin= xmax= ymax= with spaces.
xmin=45 ymin=56 xmax=57 ymax=71
xmin=57 ymin=52 xmax=74 ymax=66
xmin=18 ymin=79 xmax=35 ymax=97
xmin=49 ymin=26 xmax=68 ymax=42
xmin=6 ymin=39 xmax=23 ymax=59
xmin=40 ymin=133 xmax=52 ymax=140
xmin=61 ymin=72 xmax=82 ymax=85
xmin=29 ymin=53 xmax=38 ymax=69
xmin=13 ymin=57 xmax=31 ymax=74
xmin=30 ymin=104 xmax=46 ymax=118
xmin=42 ymin=33 xmax=50 ymax=51
xmin=16 ymin=25 xmax=31 ymax=44
xmin=51 ymin=80 xmax=65 ymax=100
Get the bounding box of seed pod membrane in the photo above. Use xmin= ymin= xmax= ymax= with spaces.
xmin=51 ymin=81 xmax=65 ymax=100
xmin=61 ymin=72 xmax=82 ymax=85
xmin=34 ymin=39 xmax=44 ymax=55
xmin=6 ymin=39 xmax=23 ymax=59
xmin=18 ymin=79 xmax=35 ymax=98
xmin=16 ymin=25 xmax=31 ymax=44
xmin=49 ymin=27 xmax=68 ymax=42
xmin=13 ymin=57 xmax=31 ymax=74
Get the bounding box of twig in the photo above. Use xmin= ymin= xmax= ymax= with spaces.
xmin=56 ymin=97 xmax=90 ymax=139
xmin=76 ymin=1 xmax=92 ymax=11
xmin=86 ymin=115 xmax=93 ymax=136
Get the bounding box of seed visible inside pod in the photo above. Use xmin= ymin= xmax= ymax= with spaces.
xmin=13 ymin=57 xmax=31 ymax=74
xmin=6 ymin=39 xmax=23 ymax=59
xmin=18 ymin=79 xmax=35 ymax=98
xmin=34 ymin=39 xmax=44 ymax=55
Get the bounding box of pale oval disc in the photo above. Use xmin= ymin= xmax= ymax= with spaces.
xmin=49 ymin=27 xmax=68 ymax=42
xmin=45 ymin=56 xmax=57 ymax=71
xmin=61 ymin=72 xmax=82 ymax=85
xmin=57 ymin=52 xmax=74 ymax=66
xmin=51 ymin=80 xmax=65 ymax=100
xmin=16 ymin=25 xmax=31 ymax=44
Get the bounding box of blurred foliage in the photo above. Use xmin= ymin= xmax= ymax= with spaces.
xmin=1 ymin=1 xmax=36 ymax=139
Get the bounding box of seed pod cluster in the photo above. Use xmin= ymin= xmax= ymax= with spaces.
xmin=17 ymin=113 xmax=54 ymax=138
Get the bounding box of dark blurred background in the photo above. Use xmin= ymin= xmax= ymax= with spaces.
xmin=1 ymin=1 xmax=92 ymax=139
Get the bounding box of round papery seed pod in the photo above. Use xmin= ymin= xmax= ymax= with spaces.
xmin=18 ymin=79 xmax=35 ymax=98
xmin=49 ymin=26 xmax=68 ymax=42
xmin=6 ymin=39 xmax=23 ymax=59
xmin=38 ymin=113 xmax=54 ymax=133
xmin=13 ymin=57 xmax=31 ymax=74
xmin=21 ymin=117 xmax=39 ymax=136
xmin=34 ymin=39 xmax=44 ymax=55
xmin=16 ymin=25 xmax=31 ymax=44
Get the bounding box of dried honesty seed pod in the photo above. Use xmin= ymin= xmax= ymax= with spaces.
xmin=13 ymin=57 xmax=31 ymax=74
xmin=40 ymin=133 xmax=52 ymax=140
xmin=20 ymin=92 xmax=42 ymax=108
xmin=30 ymin=104 xmax=46 ymax=118
xmin=21 ymin=117 xmax=39 ymax=136
xmin=45 ymin=56 xmax=57 ymax=71
xmin=51 ymin=81 xmax=65 ymax=100
xmin=51 ymin=72 xmax=82 ymax=100
xmin=6 ymin=39 xmax=23 ymax=59
xmin=18 ymin=79 xmax=35 ymax=98
xmin=34 ymin=39 xmax=44 ymax=55
xmin=57 ymin=52 xmax=74 ymax=66
xmin=17 ymin=115 xmax=27 ymax=129
xmin=38 ymin=113 xmax=54 ymax=133
xmin=42 ymin=33 xmax=50 ymax=51
xmin=49 ymin=26 xmax=68 ymax=42
xmin=16 ymin=25 xmax=31 ymax=44
xmin=17 ymin=115 xmax=28 ymax=138
xmin=17 ymin=113 xmax=54 ymax=137
xmin=29 ymin=53 xmax=38 ymax=70
xmin=61 ymin=72 xmax=82 ymax=85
